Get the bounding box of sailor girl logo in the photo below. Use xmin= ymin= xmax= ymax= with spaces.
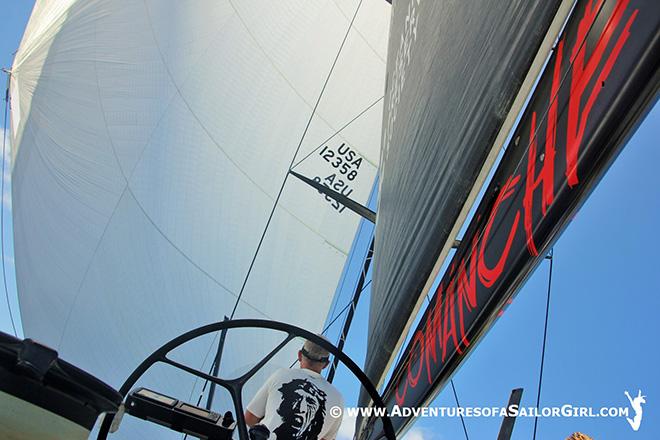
xmin=274 ymin=379 xmax=327 ymax=440
xmin=624 ymin=390 xmax=646 ymax=431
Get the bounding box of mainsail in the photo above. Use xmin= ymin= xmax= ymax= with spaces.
xmin=364 ymin=0 xmax=566 ymax=396
xmin=9 ymin=0 xmax=390 ymax=437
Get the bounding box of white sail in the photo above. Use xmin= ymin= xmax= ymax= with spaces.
xmin=9 ymin=0 xmax=389 ymax=436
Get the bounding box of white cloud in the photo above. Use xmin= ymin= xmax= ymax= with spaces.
xmin=403 ymin=428 xmax=427 ymax=440
xmin=0 ymin=126 xmax=10 ymax=154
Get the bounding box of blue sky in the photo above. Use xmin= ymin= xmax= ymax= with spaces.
xmin=2 ymin=3 xmax=658 ymax=440
xmin=0 ymin=0 xmax=29 ymax=339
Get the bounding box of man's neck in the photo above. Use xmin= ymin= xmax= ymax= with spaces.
xmin=300 ymin=365 xmax=324 ymax=375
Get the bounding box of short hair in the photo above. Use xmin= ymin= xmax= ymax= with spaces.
xmin=301 ymin=337 xmax=330 ymax=363
xmin=565 ymin=433 xmax=594 ymax=440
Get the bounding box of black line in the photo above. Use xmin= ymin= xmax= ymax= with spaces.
xmin=1 ymin=71 xmax=17 ymax=337
xmin=288 ymin=278 xmax=373 ymax=370
xmin=291 ymin=95 xmax=383 ymax=170
xmin=325 ymin=278 xmax=371 ymax=337
xmin=533 ymin=249 xmax=554 ymax=440
xmin=325 ymin=221 xmax=363 ymax=332
xmin=187 ymin=4 xmax=367 ymax=422
xmin=424 ymin=293 xmax=469 ymax=440
xmin=328 ymin=239 xmax=373 ymax=382
xmin=228 ymin=0 xmax=365 ymax=319
xmin=450 ymin=379 xmax=470 ymax=440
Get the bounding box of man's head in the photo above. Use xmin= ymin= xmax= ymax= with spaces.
xmin=298 ymin=337 xmax=330 ymax=373
xmin=565 ymin=433 xmax=594 ymax=440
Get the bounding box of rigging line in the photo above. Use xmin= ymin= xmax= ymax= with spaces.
xmin=532 ymin=249 xmax=554 ymax=440
xmin=450 ymin=380 xmax=470 ymax=440
xmin=326 ymin=219 xmax=367 ymax=328
xmin=1 ymin=71 xmax=17 ymax=337
xmin=332 ymin=276 xmax=367 ymax=347
xmin=183 ymin=331 xmax=221 ymax=439
xmin=324 ymin=173 xmax=377 ymax=325
xmin=325 ymin=181 xmax=377 ymax=339
xmin=188 ymin=310 xmax=351 ymax=440
xmin=290 ymin=95 xmax=384 ymax=170
xmin=424 ymin=293 xmax=469 ymax=440
xmin=333 ymin=230 xmax=373 ymax=336
xmin=184 ymin=337 xmax=219 ymax=440
xmin=186 ymin=331 xmax=220 ymax=402
xmin=193 ymin=297 xmax=355 ymax=420
xmin=325 ymin=279 xmax=372 ymax=335
xmin=288 ymin=278 xmax=373 ymax=370
xmin=192 ymin=2 xmax=365 ymax=415
xmin=228 ymin=0 xmax=365 ymax=320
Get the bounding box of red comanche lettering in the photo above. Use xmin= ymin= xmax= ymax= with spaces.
xmin=478 ymin=174 xmax=521 ymax=288
xmin=393 ymin=0 xmax=637 ymax=408
xmin=566 ymin=0 xmax=637 ymax=187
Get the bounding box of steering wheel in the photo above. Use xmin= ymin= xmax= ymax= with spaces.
xmin=96 ymin=319 xmax=395 ymax=440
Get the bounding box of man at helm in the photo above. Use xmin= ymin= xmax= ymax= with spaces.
xmin=245 ymin=338 xmax=344 ymax=440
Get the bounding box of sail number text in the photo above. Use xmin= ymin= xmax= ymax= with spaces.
xmin=314 ymin=143 xmax=364 ymax=213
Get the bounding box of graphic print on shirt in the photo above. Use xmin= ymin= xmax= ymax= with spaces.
xmin=273 ymin=378 xmax=328 ymax=440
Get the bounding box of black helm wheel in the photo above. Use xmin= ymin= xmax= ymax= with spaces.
xmin=97 ymin=319 xmax=395 ymax=440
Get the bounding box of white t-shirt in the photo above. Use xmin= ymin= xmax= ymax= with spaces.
xmin=246 ymin=368 xmax=344 ymax=440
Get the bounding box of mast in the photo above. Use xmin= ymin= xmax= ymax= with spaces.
xmin=496 ymin=389 xmax=524 ymax=440
xmin=327 ymin=238 xmax=374 ymax=383
xmin=205 ymin=316 xmax=229 ymax=411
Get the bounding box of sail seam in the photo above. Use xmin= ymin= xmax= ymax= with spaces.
xmin=135 ymin=1 xmax=372 ymax=252
xmin=55 ymin=16 xmax=185 ymax=349
xmin=291 ymin=95 xmax=383 ymax=170
xmin=183 ymin=2 xmax=368 ymax=405
xmin=56 ymin=17 xmax=264 ymax=348
xmin=57 ymin=185 xmax=269 ymax=352
xmin=55 ymin=185 xmax=128 ymax=350
xmin=228 ymin=0 xmax=365 ymax=320
xmin=124 ymin=187 xmax=254 ymax=310
xmin=143 ymin=0 xmax=380 ymax=177
xmin=225 ymin=0 xmax=381 ymax=165
xmin=330 ymin=0 xmax=388 ymax=63
xmin=156 ymin=41 xmax=378 ymax=189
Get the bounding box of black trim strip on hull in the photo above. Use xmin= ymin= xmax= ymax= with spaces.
xmin=361 ymin=0 xmax=660 ymax=437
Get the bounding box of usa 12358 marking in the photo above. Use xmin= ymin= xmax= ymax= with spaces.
xmin=315 ymin=143 xmax=364 ymax=213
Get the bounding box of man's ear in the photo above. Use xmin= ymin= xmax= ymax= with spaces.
xmin=298 ymin=350 xmax=303 ymax=362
